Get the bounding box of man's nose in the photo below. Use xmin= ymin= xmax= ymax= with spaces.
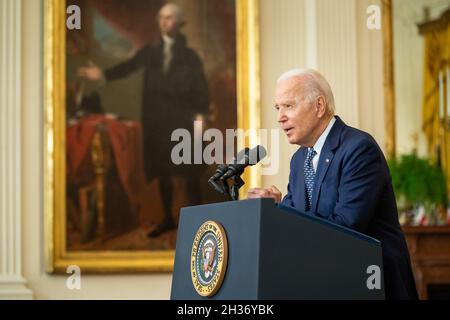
xmin=277 ymin=109 xmax=287 ymax=124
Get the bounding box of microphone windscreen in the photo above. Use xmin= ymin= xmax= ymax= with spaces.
xmin=248 ymin=145 xmax=267 ymax=165
xmin=234 ymin=147 xmax=250 ymax=164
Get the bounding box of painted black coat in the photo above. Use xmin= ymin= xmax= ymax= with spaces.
xmin=104 ymin=34 xmax=209 ymax=181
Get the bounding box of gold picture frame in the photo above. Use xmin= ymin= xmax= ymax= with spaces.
xmin=44 ymin=0 xmax=261 ymax=273
xmin=382 ymin=0 xmax=395 ymax=159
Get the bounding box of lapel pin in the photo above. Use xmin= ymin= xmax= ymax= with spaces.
xmin=325 ymin=158 xmax=330 ymax=163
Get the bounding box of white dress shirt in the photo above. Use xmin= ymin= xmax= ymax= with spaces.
xmin=311 ymin=116 xmax=336 ymax=172
xmin=162 ymin=34 xmax=175 ymax=74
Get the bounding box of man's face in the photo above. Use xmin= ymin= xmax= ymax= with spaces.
xmin=158 ymin=6 xmax=179 ymax=37
xmin=274 ymin=77 xmax=321 ymax=146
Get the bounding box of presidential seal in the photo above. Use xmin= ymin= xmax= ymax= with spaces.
xmin=191 ymin=220 xmax=228 ymax=297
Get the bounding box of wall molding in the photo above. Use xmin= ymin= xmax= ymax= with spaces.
xmin=0 ymin=0 xmax=33 ymax=300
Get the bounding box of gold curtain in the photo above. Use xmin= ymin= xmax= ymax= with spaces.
xmin=422 ymin=22 xmax=450 ymax=191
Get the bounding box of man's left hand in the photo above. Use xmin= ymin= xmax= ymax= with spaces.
xmin=247 ymin=185 xmax=282 ymax=203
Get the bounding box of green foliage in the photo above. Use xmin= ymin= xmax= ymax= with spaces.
xmin=387 ymin=154 xmax=448 ymax=210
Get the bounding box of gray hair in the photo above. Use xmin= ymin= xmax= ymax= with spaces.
xmin=159 ymin=3 xmax=186 ymax=25
xmin=277 ymin=68 xmax=335 ymax=115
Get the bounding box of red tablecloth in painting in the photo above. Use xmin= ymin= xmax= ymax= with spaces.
xmin=66 ymin=115 xmax=146 ymax=204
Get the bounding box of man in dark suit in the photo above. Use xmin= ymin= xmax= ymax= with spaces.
xmin=247 ymin=68 xmax=418 ymax=299
xmin=79 ymin=3 xmax=209 ymax=237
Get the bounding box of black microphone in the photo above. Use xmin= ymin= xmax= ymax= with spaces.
xmin=220 ymin=145 xmax=267 ymax=181
xmin=208 ymin=148 xmax=250 ymax=194
xmin=208 ymin=163 xmax=229 ymax=182
xmin=207 ymin=164 xmax=229 ymax=194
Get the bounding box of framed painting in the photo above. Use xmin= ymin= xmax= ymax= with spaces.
xmin=383 ymin=0 xmax=450 ymax=185
xmin=44 ymin=0 xmax=261 ymax=273
xmin=383 ymin=0 xmax=450 ymax=227
xmin=383 ymin=0 xmax=450 ymax=158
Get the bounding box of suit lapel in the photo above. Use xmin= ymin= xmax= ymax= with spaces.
xmin=311 ymin=150 xmax=334 ymax=212
xmin=297 ymin=148 xmax=307 ymax=212
xmin=311 ymin=116 xmax=345 ymax=213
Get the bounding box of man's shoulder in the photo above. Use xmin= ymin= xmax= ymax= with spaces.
xmin=288 ymin=120 xmax=383 ymax=164
xmin=339 ymin=123 xmax=380 ymax=152
xmin=183 ymin=46 xmax=203 ymax=62
xmin=335 ymin=125 xmax=387 ymax=171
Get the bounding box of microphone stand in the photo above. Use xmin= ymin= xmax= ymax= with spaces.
xmin=229 ymin=174 xmax=245 ymax=201
xmin=222 ymin=177 xmax=230 ymax=197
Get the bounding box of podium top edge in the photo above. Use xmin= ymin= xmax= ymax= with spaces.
xmin=181 ymin=199 xmax=381 ymax=246
xmin=277 ymin=203 xmax=382 ymax=247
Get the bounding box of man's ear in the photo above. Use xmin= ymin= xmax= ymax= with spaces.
xmin=315 ymin=95 xmax=327 ymax=118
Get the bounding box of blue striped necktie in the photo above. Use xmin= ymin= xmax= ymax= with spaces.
xmin=304 ymin=147 xmax=317 ymax=211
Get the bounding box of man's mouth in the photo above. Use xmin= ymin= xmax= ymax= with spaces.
xmin=283 ymin=127 xmax=293 ymax=135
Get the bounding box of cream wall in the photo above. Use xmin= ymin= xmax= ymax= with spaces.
xmin=356 ymin=0 xmax=384 ymax=145
xmin=12 ymin=0 xmax=384 ymax=299
xmin=259 ymin=0 xmax=307 ymax=193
